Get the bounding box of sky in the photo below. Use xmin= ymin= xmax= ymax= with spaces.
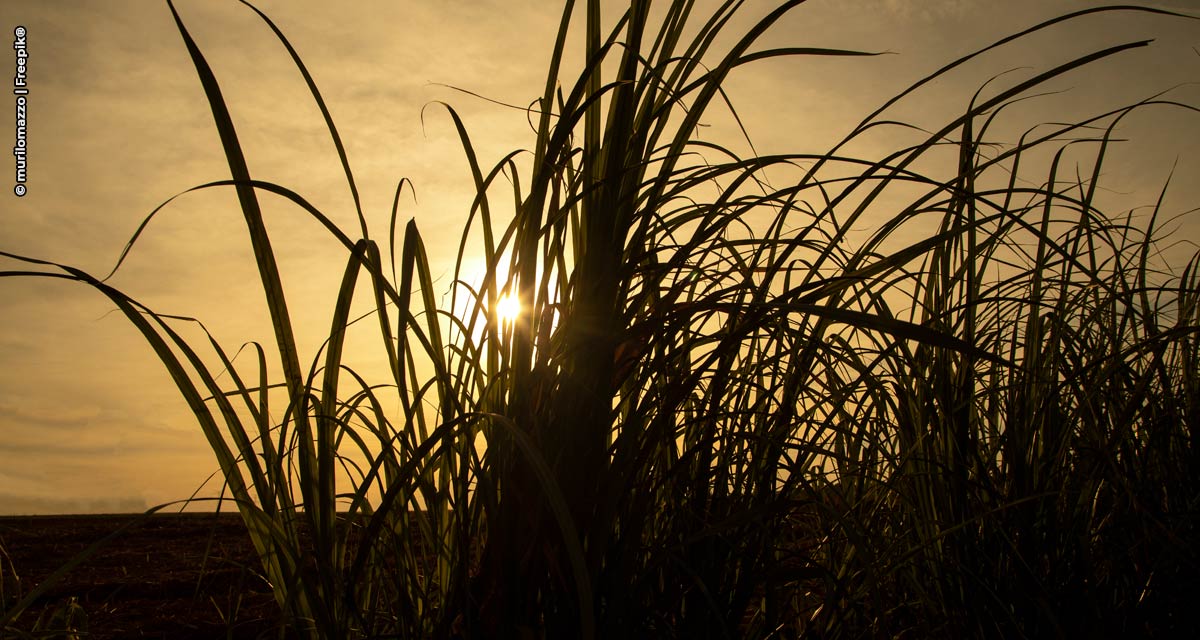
xmin=0 ymin=0 xmax=1197 ymax=514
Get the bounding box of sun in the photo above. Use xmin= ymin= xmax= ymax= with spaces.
xmin=495 ymin=293 xmax=521 ymax=325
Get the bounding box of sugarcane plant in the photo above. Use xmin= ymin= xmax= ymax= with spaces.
xmin=2 ymin=1 xmax=1197 ymax=638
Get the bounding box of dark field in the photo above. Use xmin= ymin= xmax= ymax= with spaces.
xmin=1 ymin=513 xmax=281 ymax=639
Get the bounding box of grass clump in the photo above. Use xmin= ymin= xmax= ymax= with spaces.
xmin=3 ymin=1 xmax=1199 ymax=638
xmin=2 ymin=540 xmax=87 ymax=640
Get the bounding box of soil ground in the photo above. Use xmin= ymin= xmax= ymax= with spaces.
xmin=0 ymin=513 xmax=283 ymax=639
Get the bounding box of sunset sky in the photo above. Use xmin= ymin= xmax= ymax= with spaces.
xmin=1 ymin=0 xmax=1197 ymax=514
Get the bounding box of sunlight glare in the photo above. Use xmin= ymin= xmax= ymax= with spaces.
xmin=495 ymin=293 xmax=521 ymax=325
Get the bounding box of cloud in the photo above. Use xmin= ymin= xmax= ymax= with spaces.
xmin=879 ymin=0 xmax=987 ymax=21
xmin=0 ymin=492 xmax=148 ymax=515
xmin=0 ymin=401 xmax=102 ymax=431
xmin=1143 ymin=1 xmax=1200 ymax=10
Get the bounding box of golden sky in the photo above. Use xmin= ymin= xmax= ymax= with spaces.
xmin=1 ymin=0 xmax=1197 ymax=514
